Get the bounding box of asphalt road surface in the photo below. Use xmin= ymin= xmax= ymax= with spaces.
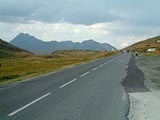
xmin=0 ymin=53 xmax=131 ymax=120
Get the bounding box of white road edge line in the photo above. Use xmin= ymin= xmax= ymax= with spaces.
xmin=92 ymin=67 xmax=98 ymax=71
xmin=60 ymin=79 xmax=77 ymax=88
xmin=8 ymin=92 xmax=51 ymax=117
xmin=80 ymin=71 xmax=90 ymax=77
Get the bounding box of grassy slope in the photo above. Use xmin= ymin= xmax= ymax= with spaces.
xmin=0 ymin=50 xmax=119 ymax=85
xmin=0 ymin=39 xmax=32 ymax=58
xmin=125 ymin=36 xmax=160 ymax=54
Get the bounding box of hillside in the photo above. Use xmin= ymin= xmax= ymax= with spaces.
xmin=125 ymin=35 xmax=160 ymax=52
xmin=45 ymin=49 xmax=117 ymax=59
xmin=0 ymin=39 xmax=33 ymax=58
xmin=10 ymin=33 xmax=116 ymax=54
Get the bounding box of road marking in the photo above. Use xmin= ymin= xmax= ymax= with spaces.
xmin=107 ymin=60 xmax=113 ymax=63
xmin=8 ymin=92 xmax=51 ymax=117
xmin=80 ymin=71 xmax=90 ymax=77
xmin=99 ymin=64 xmax=103 ymax=67
xmin=91 ymin=67 xmax=98 ymax=71
xmin=60 ymin=79 xmax=77 ymax=88
xmin=104 ymin=55 xmax=122 ymax=65
xmin=122 ymin=89 xmax=127 ymax=101
xmin=126 ymin=65 xmax=129 ymax=69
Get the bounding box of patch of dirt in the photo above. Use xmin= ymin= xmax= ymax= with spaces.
xmin=128 ymin=92 xmax=160 ymax=120
xmin=137 ymin=55 xmax=160 ymax=91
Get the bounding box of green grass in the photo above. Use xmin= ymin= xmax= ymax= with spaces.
xmin=1 ymin=75 xmax=20 ymax=80
xmin=0 ymin=50 xmax=15 ymax=58
xmin=0 ymin=50 xmax=119 ymax=85
xmin=142 ymin=52 xmax=160 ymax=56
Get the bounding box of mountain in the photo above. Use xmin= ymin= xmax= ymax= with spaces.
xmin=10 ymin=33 xmax=117 ymax=54
xmin=125 ymin=35 xmax=160 ymax=52
xmin=0 ymin=38 xmax=32 ymax=58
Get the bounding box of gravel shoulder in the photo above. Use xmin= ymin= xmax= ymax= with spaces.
xmin=127 ymin=54 xmax=160 ymax=120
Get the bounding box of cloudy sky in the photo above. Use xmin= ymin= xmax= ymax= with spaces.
xmin=0 ymin=0 xmax=160 ymax=49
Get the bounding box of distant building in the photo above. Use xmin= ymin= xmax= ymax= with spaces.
xmin=147 ymin=48 xmax=157 ymax=52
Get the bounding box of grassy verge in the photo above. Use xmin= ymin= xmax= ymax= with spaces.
xmin=131 ymin=51 xmax=160 ymax=57
xmin=0 ymin=50 xmax=119 ymax=85
xmin=142 ymin=51 xmax=160 ymax=56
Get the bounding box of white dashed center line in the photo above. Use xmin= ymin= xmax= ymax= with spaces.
xmin=8 ymin=92 xmax=51 ymax=117
xmin=60 ymin=79 xmax=77 ymax=88
xmin=80 ymin=71 xmax=90 ymax=77
xmin=92 ymin=67 xmax=98 ymax=71
xmin=99 ymin=64 xmax=103 ymax=67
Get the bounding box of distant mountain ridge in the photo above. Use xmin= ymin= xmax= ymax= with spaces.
xmin=10 ymin=33 xmax=117 ymax=54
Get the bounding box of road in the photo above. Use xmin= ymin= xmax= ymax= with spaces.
xmin=0 ymin=53 xmax=131 ymax=120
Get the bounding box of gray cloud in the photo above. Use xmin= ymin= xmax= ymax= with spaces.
xmin=61 ymin=11 xmax=118 ymax=25
xmin=1 ymin=0 xmax=160 ymax=49
xmin=0 ymin=0 xmax=119 ymax=25
xmin=0 ymin=0 xmax=160 ymax=26
xmin=109 ymin=0 xmax=160 ymax=27
xmin=0 ymin=0 xmax=45 ymax=23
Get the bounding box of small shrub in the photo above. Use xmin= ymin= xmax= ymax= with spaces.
xmin=1 ymin=75 xmax=20 ymax=80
